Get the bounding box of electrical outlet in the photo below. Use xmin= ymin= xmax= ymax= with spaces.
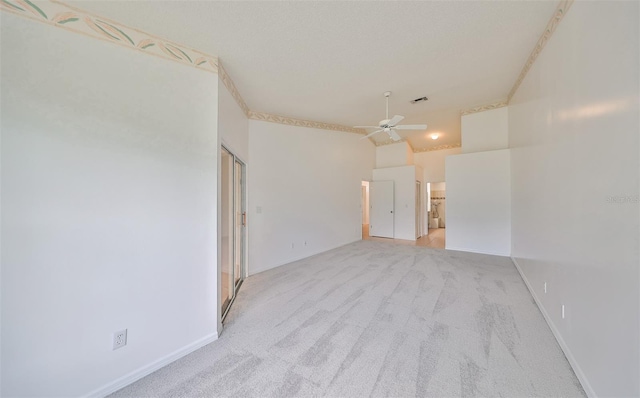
xmin=291 ymin=242 xmax=294 ymax=249
xmin=544 ymin=282 xmax=547 ymax=294
xmin=113 ymin=329 xmax=127 ymax=350
xmin=561 ymin=305 xmax=565 ymax=319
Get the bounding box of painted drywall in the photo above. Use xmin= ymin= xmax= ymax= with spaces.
xmin=247 ymin=120 xmax=374 ymax=274
xmin=406 ymin=143 xmax=414 ymax=165
xmin=361 ymin=181 xmax=370 ymax=225
xmin=461 ymin=106 xmax=508 ymax=153
xmin=509 ymin=2 xmax=639 ymax=396
xmin=375 ymin=141 xmax=413 ymax=168
xmin=372 ymin=165 xmax=422 ymax=241
xmin=413 ymin=147 xmax=462 ymax=183
xmin=446 ymin=149 xmax=511 ymax=256
xmin=218 ymin=77 xmax=249 ymax=162
xmin=1 ymin=14 xmax=219 ymax=397
xmin=217 ymin=79 xmax=249 ymax=330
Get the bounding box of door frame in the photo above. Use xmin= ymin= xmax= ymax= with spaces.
xmin=220 ymin=144 xmax=247 ymax=323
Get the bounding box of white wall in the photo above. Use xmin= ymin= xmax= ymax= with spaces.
xmin=446 ymin=149 xmax=511 ymax=256
xmin=375 ymin=141 xmax=413 ymax=168
xmin=361 ymin=181 xmax=370 ymax=225
xmin=218 ymin=78 xmax=249 ymax=162
xmin=1 ymin=14 xmax=220 ymax=397
xmin=248 ymin=120 xmax=374 ymax=274
xmin=372 ymin=165 xmax=421 ymax=241
xmin=509 ymin=2 xmax=639 ymax=397
xmin=413 ymin=147 xmax=462 ymax=183
xmin=461 ymin=106 xmax=508 ymax=153
xmin=406 ymin=142 xmax=414 ymax=166
xmin=218 ymin=78 xmax=251 ymax=292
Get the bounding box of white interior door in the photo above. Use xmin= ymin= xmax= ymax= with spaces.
xmin=370 ymin=180 xmax=394 ymax=238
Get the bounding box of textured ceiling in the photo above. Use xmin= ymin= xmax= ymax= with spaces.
xmin=64 ymin=0 xmax=558 ymax=150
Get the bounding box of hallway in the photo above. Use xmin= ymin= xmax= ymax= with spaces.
xmin=363 ymin=225 xmax=445 ymax=249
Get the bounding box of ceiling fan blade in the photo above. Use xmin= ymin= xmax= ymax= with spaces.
xmin=394 ymin=124 xmax=428 ymax=130
xmin=389 ymin=129 xmax=402 ymax=141
xmin=360 ymin=129 xmax=384 ymax=139
xmin=354 ymin=126 xmax=382 ymax=129
xmin=386 ymin=115 xmax=404 ymax=127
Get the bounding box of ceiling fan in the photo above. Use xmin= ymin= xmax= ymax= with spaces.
xmin=355 ymin=91 xmax=427 ymax=141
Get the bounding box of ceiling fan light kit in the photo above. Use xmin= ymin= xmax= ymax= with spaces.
xmin=355 ymin=92 xmax=427 ymax=142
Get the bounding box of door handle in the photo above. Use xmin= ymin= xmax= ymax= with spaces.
xmin=242 ymin=212 xmax=246 ymax=226
xmin=390 ymin=211 xmax=393 ymax=213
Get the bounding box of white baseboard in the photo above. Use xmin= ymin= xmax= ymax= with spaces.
xmin=510 ymin=257 xmax=596 ymax=398
xmin=84 ymin=332 xmax=219 ymax=398
xmin=445 ymin=245 xmax=510 ymax=257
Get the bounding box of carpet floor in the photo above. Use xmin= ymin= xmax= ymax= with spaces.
xmin=110 ymin=240 xmax=585 ymax=397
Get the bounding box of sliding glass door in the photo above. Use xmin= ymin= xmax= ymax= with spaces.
xmin=221 ymin=146 xmax=246 ymax=321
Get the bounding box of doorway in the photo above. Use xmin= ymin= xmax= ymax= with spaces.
xmin=369 ymin=180 xmax=394 ymax=238
xmin=429 ymin=182 xmax=446 ymax=229
xmin=416 ymin=181 xmax=422 ymax=239
xmin=361 ymin=181 xmax=369 ymax=238
xmin=221 ymin=146 xmax=246 ymax=321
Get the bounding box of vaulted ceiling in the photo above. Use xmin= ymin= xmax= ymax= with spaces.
xmin=65 ymin=0 xmax=559 ymax=150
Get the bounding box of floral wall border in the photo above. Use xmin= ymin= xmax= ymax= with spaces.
xmin=414 ymin=143 xmax=462 ymax=153
xmin=2 ymin=0 xmax=574 ymax=151
xmin=507 ymin=0 xmax=574 ymax=102
xmin=1 ymin=0 xmax=220 ymax=74
xmin=248 ymin=111 xmax=366 ymax=136
xmin=460 ymin=100 xmax=508 ymax=116
xmin=462 ymin=0 xmax=574 ymax=116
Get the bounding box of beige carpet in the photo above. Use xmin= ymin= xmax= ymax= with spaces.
xmin=110 ymin=240 xmax=585 ymax=397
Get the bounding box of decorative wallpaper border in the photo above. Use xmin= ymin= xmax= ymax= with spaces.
xmin=1 ymin=0 xmax=574 ymax=151
xmin=0 ymin=0 xmax=251 ymax=121
xmin=1 ymin=0 xmax=220 ymax=73
xmin=375 ymin=140 xmax=461 ymax=153
xmin=507 ymin=0 xmax=574 ymax=102
xmin=414 ymin=143 xmax=461 ymax=153
xmin=218 ymin=63 xmax=251 ymax=117
xmin=461 ymin=100 xmax=508 ymax=116
xmin=248 ymin=111 xmax=366 ymax=135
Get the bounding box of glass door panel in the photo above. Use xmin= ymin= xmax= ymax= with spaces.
xmin=221 ymin=147 xmax=246 ymax=322
xmin=220 ymin=147 xmax=234 ymax=317
xmin=234 ymin=159 xmax=245 ymax=288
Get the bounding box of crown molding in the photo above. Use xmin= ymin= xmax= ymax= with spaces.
xmin=507 ymin=0 xmax=574 ymax=102
xmin=248 ymin=111 xmax=366 ymax=135
xmin=414 ymin=143 xmax=461 ymax=153
xmin=461 ymin=100 xmax=508 ymax=116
